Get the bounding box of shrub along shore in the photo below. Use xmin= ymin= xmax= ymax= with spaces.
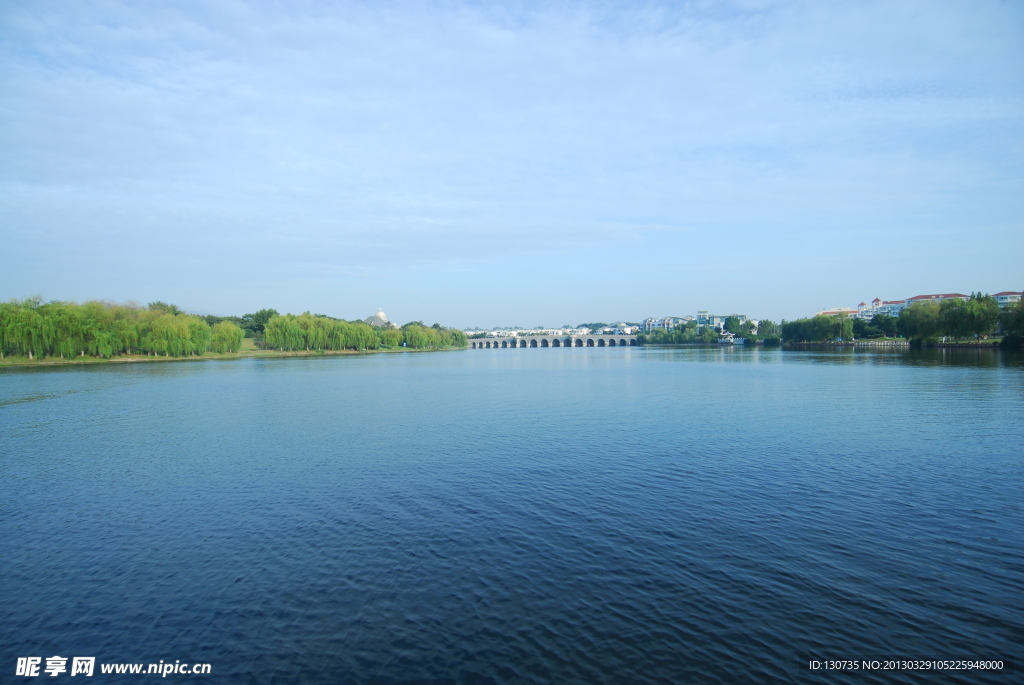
xmin=0 ymin=299 xmax=467 ymax=366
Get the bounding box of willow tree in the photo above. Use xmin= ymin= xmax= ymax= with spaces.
xmin=939 ymin=299 xmax=972 ymax=341
xmin=187 ymin=316 xmax=212 ymax=355
xmin=49 ymin=302 xmax=84 ymax=358
xmin=967 ymin=294 xmax=999 ymax=338
xmin=348 ymin=323 xmax=378 ymax=350
xmin=7 ymin=301 xmax=48 ymax=360
xmin=147 ymin=312 xmax=204 ymax=356
xmin=445 ymin=329 xmax=468 ymax=348
xmin=265 ymin=314 xmax=305 ymax=351
xmin=899 ymin=302 xmax=941 ymax=343
xmin=402 ymin=324 xmax=431 ymax=348
xmin=210 ymin=321 xmax=244 ymax=353
xmin=378 ymin=328 xmax=404 ymax=347
xmin=326 ymin=320 xmax=352 ymax=350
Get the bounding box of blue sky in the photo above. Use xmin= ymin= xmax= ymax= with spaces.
xmin=2 ymin=0 xmax=1021 ymax=327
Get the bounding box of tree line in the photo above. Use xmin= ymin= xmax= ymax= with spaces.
xmin=782 ymin=293 xmax=1019 ymax=345
xmin=0 ymin=299 xmax=244 ymax=360
xmin=262 ymin=314 xmax=466 ymax=351
xmin=0 ymin=299 xmax=466 ymax=361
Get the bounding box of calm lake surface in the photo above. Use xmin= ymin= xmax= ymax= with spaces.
xmin=2 ymin=347 xmax=1021 ymax=683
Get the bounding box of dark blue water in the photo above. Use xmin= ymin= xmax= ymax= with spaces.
xmin=2 ymin=348 xmax=1021 ymax=683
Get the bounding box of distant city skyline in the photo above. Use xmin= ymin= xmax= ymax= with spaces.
xmin=2 ymin=1 xmax=1021 ymax=327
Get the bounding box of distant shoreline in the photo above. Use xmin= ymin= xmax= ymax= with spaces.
xmin=0 ymin=345 xmax=466 ymax=369
xmin=787 ymin=340 xmax=1007 ymax=348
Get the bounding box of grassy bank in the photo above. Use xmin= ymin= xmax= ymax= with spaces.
xmin=0 ymin=338 xmax=466 ymax=368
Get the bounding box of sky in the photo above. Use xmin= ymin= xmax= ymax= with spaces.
xmin=1 ymin=0 xmax=1022 ymax=328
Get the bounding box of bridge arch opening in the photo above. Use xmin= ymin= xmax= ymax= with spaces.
xmin=620 ymin=339 xmax=628 ymax=346
xmin=519 ymin=339 xmax=528 ymax=348
xmin=530 ymin=339 xmax=538 ymax=348
xmin=629 ymin=339 xmax=637 ymax=346
xmin=552 ymin=339 xmax=561 ymax=347
xmin=541 ymin=339 xmax=549 ymax=347
xmin=574 ymin=339 xmax=584 ymax=347
xmin=598 ymin=339 xmax=606 ymax=347
xmin=586 ymin=339 xmax=595 ymax=347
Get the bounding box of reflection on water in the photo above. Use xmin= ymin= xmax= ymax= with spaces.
xmin=1 ymin=349 xmax=1021 ymax=684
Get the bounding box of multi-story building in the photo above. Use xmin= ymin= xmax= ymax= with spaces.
xmin=600 ymin=323 xmax=639 ymax=335
xmin=875 ymin=300 xmax=908 ymax=317
xmin=643 ymin=316 xmax=694 ymax=332
xmin=904 ymin=293 xmax=969 ymax=306
xmin=839 ymin=293 xmax=973 ymax=321
xmin=695 ymin=311 xmax=747 ymax=330
xmin=817 ymin=307 xmax=858 ymax=318
xmin=993 ymin=291 xmax=1022 ymax=308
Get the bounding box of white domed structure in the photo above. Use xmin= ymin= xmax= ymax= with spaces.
xmin=364 ymin=308 xmax=392 ymax=328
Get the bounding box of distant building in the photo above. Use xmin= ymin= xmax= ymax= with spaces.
xmin=905 ymin=293 xmax=969 ymax=306
xmin=875 ymin=300 xmax=908 ymax=317
xmin=993 ymin=291 xmax=1022 ymax=308
xmin=696 ymin=311 xmax=747 ymax=330
xmin=837 ymin=293 xmax=972 ymax=321
xmin=816 ymin=307 xmax=858 ymax=318
xmin=642 ymin=316 xmax=694 ymax=332
xmin=601 ymin=322 xmax=639 ymax=335
xmin=364 ymin=308 xmax=393 ymax=328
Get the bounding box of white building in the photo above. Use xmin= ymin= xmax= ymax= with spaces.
xmin=601 ymin=322 xmax=639 ymax=335
xmin=904 ymin=293 xmax=969 ymax=307
xmin=642 ymin=316 xmax=694 ymax=332
xmin=696 ymin=312 xmax=747 ymax=330
xmin=816 ymin=307 xmax=858 ymax=318
xmin=993 ymin=291 xmax=1022 ymax=308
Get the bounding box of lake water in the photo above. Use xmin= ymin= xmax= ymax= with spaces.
xmin=1 ymin=347 xmax=1021 ymax=683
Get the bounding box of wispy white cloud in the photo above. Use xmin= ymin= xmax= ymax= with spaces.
xmin=1 ymin=0 xmax=1021 ymax=321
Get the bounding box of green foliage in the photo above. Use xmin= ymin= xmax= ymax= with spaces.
xmin=377 ymin=328 xmax=405 ymax=347
xmin=999 ymin=297 xmax=1024 ymax=348
xmin=0 ymin=300 xmax=467 ymax=360
xmin=0 ymin=299 xmax=210 ymax=360
xmin=210 ymin=321 xmax=244 ymax=353
xmin=999 ymin=298 xmax=1024 ymax=336
xmin=1000 ymin=334 xmax=1023 ymax=349
xmin=872 ymin=314 xmax=898 ymax=338
xmin=147 ymin=301 xmax=181 ymax=316
xmin=898 ymin=302 xmax=940 ymax=343
xmin=756 ymin=319 xmax=779 ymax=337
xmin=640 ymin=321 xmax=702 ymax=344
xmin=781 ymin=315 xmax=854 ymax=343
xmin=898 ymin=294 xmax=1000 ymax=343
xmin=263 ymin=314 xmax=465 ymax=351
xmin=966 ymin=293 xmax=999 ymax=338
xmin=240 ymin=309 xmax=279 ymax=335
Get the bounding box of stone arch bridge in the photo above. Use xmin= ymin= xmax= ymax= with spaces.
xmin=470 ymin=335 xmax=637 ymax=349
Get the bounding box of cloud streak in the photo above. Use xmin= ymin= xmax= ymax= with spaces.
xmin=1 ymin=0 xmax=1021 ymax=322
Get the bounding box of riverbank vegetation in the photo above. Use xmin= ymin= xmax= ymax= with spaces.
xmin=782 ymin=293 xmax=1021 ymax=346
xmin=998 ymin=299 xmax=1024 ymax=349
xmin=0 ymin=299 xmax=467 ymax=364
